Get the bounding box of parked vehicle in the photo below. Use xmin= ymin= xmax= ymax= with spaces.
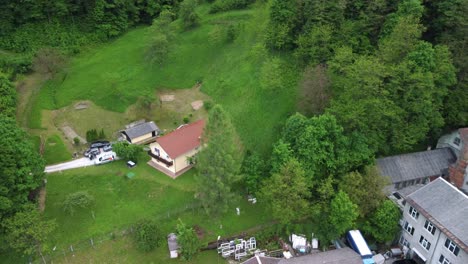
xmin=94 ymin=152 xmax=115 ymax=165
xmin=346 ymin=230 xmax=376 ymax=264
xmin=84 ymin=148 xmax=100 ymax=158
xmin=392 ymin=260 xmax=416 ymax=264
xmin=102 ymin=145 xmax=112 ymax=152
xmin=90 ymin=140 xmax=110 ymax=149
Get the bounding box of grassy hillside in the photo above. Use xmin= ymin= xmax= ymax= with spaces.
xmin=31 ymin=4 xmax=299 ymax=154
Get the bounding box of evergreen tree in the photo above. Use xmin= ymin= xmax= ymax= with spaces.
xmin=195 ymin=105 xmax=243 ymax=216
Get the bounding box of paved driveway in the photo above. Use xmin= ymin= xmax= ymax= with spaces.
xmin=45 ymin=158 xmax=94 ymax=173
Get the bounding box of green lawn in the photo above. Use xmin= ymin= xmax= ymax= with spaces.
xmin=43 ymin=134 xmax=71 ymax=164
xmin=44 ymin=157 xmax=272 ymax=249
xmin=31 ymin=4 xmax=299 ymax=154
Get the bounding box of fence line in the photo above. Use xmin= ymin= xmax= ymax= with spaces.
xmin=33 ymin=202 xmax=204 ymax=263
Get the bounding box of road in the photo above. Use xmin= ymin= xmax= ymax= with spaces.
xmin=45 ymin=157 xmax=94 ymax=173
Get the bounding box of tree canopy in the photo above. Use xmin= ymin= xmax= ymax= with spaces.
xmin=196 ymin=105 xmax=243 ymax=216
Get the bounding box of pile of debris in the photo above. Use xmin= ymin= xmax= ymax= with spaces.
xmin=217 ymin=237 xmax=257 ymax=260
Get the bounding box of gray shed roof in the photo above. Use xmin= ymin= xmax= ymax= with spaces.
xmin=122 ymin=121 xmax=159 ymax=139
xmin=167 ymin=233 xmax=179 ymax=251
xmin=406 ymin=178 xmax=468 ymax=252
xmin=242 ymin=255 xmax=281 ymax=264
xmin=376 ymin=148 xmax=456 ymax=184
xmin=278 ymin=248 xmax=362 ymax=264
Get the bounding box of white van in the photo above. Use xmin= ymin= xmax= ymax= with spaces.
xmin=94 ymin=152 xmax=116 ymax=165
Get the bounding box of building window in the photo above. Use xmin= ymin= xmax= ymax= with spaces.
xmin=424 ymin=220 xmax=436 ymax=235
xmin=154 ymin=148 xmax=160 ymax=156
xmin=453 ymin=137 xmax=461 ymax=146
xmin=419 ymin=236 xmax=431 ymax=250
xmin=444 ymin=239 xmax=460 ymax=256
xmin=399 ymin=236 xmax=410 ymax=248
xmin=409 ymin=206 xmax=419 ymax=220
xmin=439 ymin=255 xmax=451 ymax=264
xmin=404 ymin=221 xmax=415 ymax=235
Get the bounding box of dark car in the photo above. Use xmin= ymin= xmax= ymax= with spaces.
xmin=393 ymin=260 xmax=417 ymax=264
xmin=103 ymin=145 xmax=112 ymax=152
xmin=84 ymin=148 xmax=100 ymax=157
xmin=90 ymin=141 xmax=110 ymax=149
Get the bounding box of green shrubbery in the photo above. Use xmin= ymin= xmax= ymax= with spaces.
xmin=133 ymin=219 xmax=163 ymax=252
xmin=209 ymin=0 xmax=256 ymax=14
xmin=61 ymin=191 xmax=95 ymax=216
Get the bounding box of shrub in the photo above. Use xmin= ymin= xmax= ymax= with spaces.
xmin=204 ymin=101 xmax=213 ymax=111
xmin=133 ymin=219 xmax=162 ymax=252
xmin=62 ymin=191 xmax=95 ymax=215
xmin=73 ymin=137 xmax=80 ymax=145
xmin=183 ymin=116 xmax=190 ymax=123
xmin=112 ymin=141 xmax=142 ymax=161
xmin=86 ymin=129 xmax=99 ymax=142
xmin=176 ymin=219 xmax=200 ymax=260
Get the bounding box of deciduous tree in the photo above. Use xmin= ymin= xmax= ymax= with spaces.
xmin=176 ymin=219 xmax=200 ymax=260
xmin=363 ymin=200 xmax=401 ymax=243
xmin=259 ymin=159 xmax=311 ymax=227
xmin=2 ymin=206 xmax=56 ymax=256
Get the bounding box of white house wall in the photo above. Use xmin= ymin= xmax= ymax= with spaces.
xmin=400 ymin=202 xmax=468 ymax=264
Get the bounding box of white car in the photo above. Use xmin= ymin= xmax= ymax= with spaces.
xmin=94 ymin=152 xmax=116 ymax=165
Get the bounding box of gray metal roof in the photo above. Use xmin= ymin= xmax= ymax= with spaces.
xmin=278 ymin=248 xmax=362 ymax=264
xmin=242 ymin=255 xmax=281 ymax=264
xmin=406 ymin=178 xmax=468 ymax=252
xmin=376 ymin=148 xmax=456 ymax=183
xmin=167 ymin=233 xmax=179 ymax=251
xmin=122 ymin=121 xmax=159 ymax=139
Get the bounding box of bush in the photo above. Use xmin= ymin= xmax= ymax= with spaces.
xmin=62 ymin=191 xmax=95 ymax=215
xmin=133 ymin=219 xmax=162 ymax=252
xmin=209 ymin=0 xmax=255 ymax=14
xmin=183 ymin=116 xmax=190 ymax=123
xmin=73 ymin=137 xmax=80 ymax=145
xmin=112 ymin=141 xmax=142 ymax=161
xmin=204 ymin=101 xmax=213 ymax=111
xmin=176 ymin=219 xmax=201 ymax=260
xmin=86 ymin=129 xmax=97 ymax=142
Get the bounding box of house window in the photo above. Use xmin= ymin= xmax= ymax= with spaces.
xmin=424 ymin=220 xmax=436 ymax=235
xmin=154 ymin=148 xmax=160 ymax=156
xmin=444 ymin=239 xmax=460 ymax=256
xmin=399 ymin=236 xmax=410 ymax=248
xmin=439 ymin=255 xmax=451 ymax=264
xmin=395 ymin=182 xmax=400 ymax=189
xmin=404 ymin=221 xmax=415 ymax=235
xmin=409 ymin=206 xmax=419 ymax=220
xmin=419 ymin=236 xmax=431 ymax=250
xmin=453 ymin=137 xmax=461 ymax=146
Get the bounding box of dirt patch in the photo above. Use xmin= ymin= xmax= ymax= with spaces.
xmin=74 ymin=101 xmax=90 ymax=110
xmin=160 ymin=94 xmax=175 ymax=102
xmin=62 ymin=126 xmax=87 ymax=144
xmin=193 ymin=225 xmax=205 ymax=239
xmin=191 ymin=100 xmax=204 ymax=110
xmin=38 ymin=187 xmax=47 ymax=212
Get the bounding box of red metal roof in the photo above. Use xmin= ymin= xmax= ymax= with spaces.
xmin=157 ymin=119 xmax=205 ymax=159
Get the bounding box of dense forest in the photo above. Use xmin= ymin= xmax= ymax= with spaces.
xmin=0 ymin=0 xmax=467 ymax=260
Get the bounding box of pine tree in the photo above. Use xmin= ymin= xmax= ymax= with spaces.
xmin=195 ymin=105 xmax=243 ymax=216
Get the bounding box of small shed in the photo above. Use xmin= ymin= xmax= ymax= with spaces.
xmin=121 ymin=121 xmax=159 ymax=145
xmin=167 ymin=233 xmax=179 ymax=259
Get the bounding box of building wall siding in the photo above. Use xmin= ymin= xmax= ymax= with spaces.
xmin=400 ymin=203 xmax=468 ymax=264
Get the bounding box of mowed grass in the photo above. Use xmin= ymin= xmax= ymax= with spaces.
xmin=43 ymin=134 xmax=71 ymax=164
xmin=51 ymin=236 xmax=227 ymax=264
xmin=44 ymin=157 xmax=272 ymax=248
xmin=32 ymin=4 xmax=299 ymax=154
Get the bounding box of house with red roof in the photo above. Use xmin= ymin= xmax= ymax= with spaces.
xmin=147 ymin=119 xmax=205 ymax=178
